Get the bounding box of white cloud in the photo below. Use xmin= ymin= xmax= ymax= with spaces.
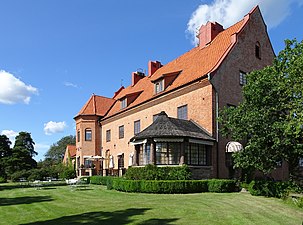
xmin=44 ymin=121 xmax=67 ymax=135
xmin=64 ymin=82 xmax=78 ymax=88
xmin=1 ymin=129 xmax=18 ymax=146
xmin=186 ymin=0 xmax=303 ymax=45
xmin=0 ymin=70 xmax=38 ymax=104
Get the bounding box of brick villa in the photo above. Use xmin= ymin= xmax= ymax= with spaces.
xmin=66 ymin=6 xmax=289 ymax=179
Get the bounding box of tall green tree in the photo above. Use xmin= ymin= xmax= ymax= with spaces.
xmin=7 ymin=132 xmax=37 ymax=175
xmin=219 ymin=39 xmax=303 ymax=179
xmin=45 ymin=135 xmax=76 ymax=163
xmin=0 ymin=135 xmax=12 ymax=178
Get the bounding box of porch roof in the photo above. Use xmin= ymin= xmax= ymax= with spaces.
xmin=130 ymin=111 xmax=215 ymax=142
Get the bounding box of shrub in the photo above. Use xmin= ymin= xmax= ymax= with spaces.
xmin=90 ymin=176 xmax=116 ymax=189
xmin=80 ymin=176 xmax=90 ymax=184
xmin=208 ymin=179 xmax=238 ymax=193
xmin=112 ymin=179 xmax=210 ymax=194
xmin=125 ymin=164 xmax=192 ymax=180
xmin=10 ymin=170 xmax=31 ymax=182
xmin=248 ymin=180 xmax=291 ymax=198
xmin=59 ymin=167 xmax=76 ymax=180
xmin=0 ymin=177 xmax=7 ymax=183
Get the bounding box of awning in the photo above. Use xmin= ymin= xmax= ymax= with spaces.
xmin=154 ymin=138 xmax=184 ymax=142
xmin=226 ymin=141 xmax=243 ymax=152
xmin=83 ymin=155 xmax=93 ymax=158
xmin=189 ymin=138 xmax=214 ymax=146
xmin=117 ymin=153 xmax=124 ymax=156
xmin=130 ymin=139 xmax=147 ymax=145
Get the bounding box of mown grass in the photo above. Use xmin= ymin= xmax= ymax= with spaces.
xmin=0 ymin=183 xmax=302 ymax=225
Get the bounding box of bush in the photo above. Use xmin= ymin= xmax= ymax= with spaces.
xmin=10 ymin=170 xmax=31 ymax=182
xmin=0 ymin=177 xmax=7 ymax=183
xmin=80 ymin=176 xmax=90 ymax=184
xmin=90 ymin=176 xmax=116 ymax=189
xmin=248 ymin=180 xmax=290 ymax=198
xmin=59 ymin=167 xmax=76 ymax=180
xmin=125 ymin=164 xmax=192 ymax=180
xmin=112 ymin=179 xmax=210 ymax=194
xmin=208 ymin=179 xmax=238 ymax=193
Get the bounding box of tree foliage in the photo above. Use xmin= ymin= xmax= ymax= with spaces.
xmin=219 ymin=39 xmax=303 ymax=178
xmin=0 ymin=135 xmax=12 ymax=178
xmin=44 ymin=135 xmax=76 ymax=163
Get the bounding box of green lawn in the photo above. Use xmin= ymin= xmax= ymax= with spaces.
xmin=0 ymin=183 xmax=302 ymax=225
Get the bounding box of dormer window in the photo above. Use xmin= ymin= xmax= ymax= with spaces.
xmin=121 ymin=98 xmax=127 ymax=109
xmin=155 ymin=79 xmax=164 ymax=94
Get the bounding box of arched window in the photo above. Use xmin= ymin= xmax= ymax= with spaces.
xmin=255 ymin=41 xmax=261 ymax=59
xmin=85 ymin=128 xmax=92 ymax=141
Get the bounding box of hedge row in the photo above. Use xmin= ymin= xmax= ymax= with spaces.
xmin=90 ymin=176 xmax=239 ymax=194
xmin=125 ymin=164 xmax=191 ymax=180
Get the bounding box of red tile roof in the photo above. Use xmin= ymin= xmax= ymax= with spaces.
xmin=104 ymin=7 xmax=258 ymax=118
xmin=77 ymin=6 xmax=259 ymax=120
xmin=75 ymin=94 xmax=116 ymax=118
xmin=66 ymin=145 xmax=76 ymax=157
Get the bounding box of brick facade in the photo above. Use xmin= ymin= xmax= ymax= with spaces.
xmin=72 ymin=6 xmax=284 ymax=179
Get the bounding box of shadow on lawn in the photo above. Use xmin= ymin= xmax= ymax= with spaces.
xmin=21 ymin=208 xmax=179 ymax=225
xmin=0 ymin=196 xmax=53 ymax=206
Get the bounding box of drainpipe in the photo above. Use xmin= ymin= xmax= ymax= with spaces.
xmin=207 ymin=73 xmax=219 ymax=178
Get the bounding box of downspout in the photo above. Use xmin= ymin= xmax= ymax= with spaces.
xmin=207 ymin=73 xmax=219 ymax=178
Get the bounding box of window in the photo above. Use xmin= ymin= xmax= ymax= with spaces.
xmin=118 ymin=154 xmax=124 ymax=168
xmin=155 ymin=79 xmax=164 ymax=94
xmin=299 ymin=158 xmax=303 ymax=167
xmin=134 ymin=120 xmax=141 ymax=135
xmin=85 ymin=129 xmax=92 ymax=141
xmin=138 ymin=144 xmax=151 ymax=166
xmin=255 ymin=42 xmax=261 ymax=59
xmin=155 ymin=142 xmax=181 ymax=165
xmin=177 ymin=105 xmax=188 ymax=120
xmin=121 ymin=98 xmax=127 ymax=109
xmin=119 ymin=125 xmax=124 ymax=139
xmin=184 ymin=143 xmax=208 ymax=166
xmin=77 ymin=130 xmax=80 ymax=142
xmin=84 ymin=158 xmax=92 ymax=168
xmin=106 ymin=129 xmax=111 ymax=142
xmin=239 ymin=71 xmax=247 ymax=86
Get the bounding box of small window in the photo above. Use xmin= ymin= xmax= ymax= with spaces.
xmin=121 ymin=98 xmax=127 ymax=109
xmin=134 ymin=120 xmax=141 ymax=135
xmin=106 ymin=129 xmax=111 ymax=142
xmin=276 ymin=159 xmax=282 ymax=168
xmin=255 ymin=42 xmax=261 ymax=59
xmin=119 ymin=125 xmax=124 ymax=139
xmin=118 ymin=154 xmax=124 ymax=168
xmin=239 ymin=71 xmax=247 ymax=86
xmin=177 ymin=105 xmax=188 ymax=120
xmin=299 ymin=158 xmax=303 ymax=167
xmin=155 ymin=79 xmax=164 ymax=94
xmin=77 ymin=130 xmax=80 ymax=142
xmin=85 ymin=129 xmax=92 ymax=141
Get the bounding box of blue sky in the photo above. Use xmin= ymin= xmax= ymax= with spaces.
xmin=0 ymin=0 xmax=302 ymax=161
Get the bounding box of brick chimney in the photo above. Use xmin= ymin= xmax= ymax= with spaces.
xmin=197 ymin=22 xmax=224 ymax=48
xmin=132 ymin=71 xmax=145 ymax=86
xmin=148 ymin=61 xmax=162 ymax=76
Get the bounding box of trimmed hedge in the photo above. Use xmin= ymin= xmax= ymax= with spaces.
xmin=125 ymin=164 xmax=191 ymax=180
xmin=208 ymin=179 xmax=239 ymax=193
xmin=112 ymin=179 xmax=209 ymax=194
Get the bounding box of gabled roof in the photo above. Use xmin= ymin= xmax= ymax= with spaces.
xmin=66 ymin=145 xmax=76 ymax=157
xmin=75 ymin=94 xmax=116 ymax=118
xmin=130 ymin=111 xmax=215 ymax=141
xmin=105 ymin=7 xmax=261 ymax=118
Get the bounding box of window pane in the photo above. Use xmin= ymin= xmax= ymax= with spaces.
xmin=156 ymin=143 xmax=167 ymax=165
xmin=121 ymin=98 xmax=127 ymax=109
xmin=119 ymin=125 xmax=124 ymax=139
xmin=77 ymin=130 xmax=80 ymax=142
xmin=240 ymin=71 xmax=247 ymax=85
xmin=190 ymin=144 xmax=199 ymax=165
xmin=134 ymin=120 xmax=141 ymax=134
xmin=85 ymin=129 xmax=92 ymax=141
xmin=106 ymin=130 xmax=111 ymax=142
xmin=168 ymin=143 xmax=180 ymax=165
xmin=177 ymin=105 xmax=188 ymax=120
xmin=198 ymin=145 xmax=207 ymax=165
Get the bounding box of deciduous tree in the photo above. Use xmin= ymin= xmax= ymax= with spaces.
xmin=219 ymin=39 xmax=303 ymax=179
